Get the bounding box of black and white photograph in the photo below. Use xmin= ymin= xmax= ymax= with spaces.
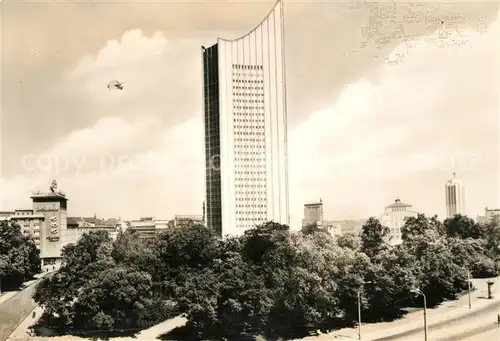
xmin=0 ymin=0 xmax=499 ymax=340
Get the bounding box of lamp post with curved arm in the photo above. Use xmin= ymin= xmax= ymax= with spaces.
xmin=357 ymin=281 xmax=372 ymax=340
xmin=467 ymin=268 xmax=472 ymax=309
xmin=411 ymin=288 xmax=427 ymax=341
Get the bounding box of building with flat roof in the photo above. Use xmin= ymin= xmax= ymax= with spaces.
xmin=203 ymin=0 xmax=289 ymax=237
xmin=477 ymin=207 xmax=500 ymax=225
xmin=445 ymin=173 xmax=465 ymax=218
xmin=129 ymin=217 xmax=157 ymax=239
xmin=302 ymin=199 xmax=323 ymax=227
xmin=66 ymin=216 xmax=121 ymax=242
xmin=173 ymin=215 xmax=204 ymax=228
xmin=325 ymin=219 xmax=368 ymax=236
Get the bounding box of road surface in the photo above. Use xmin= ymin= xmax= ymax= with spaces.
xmin=461 ymin=324 xmax=500 ymax=340
xmin=0 ymin=272 xmax=55 ymax=341
xmin=372 ymin=299 xmax=500 ymax=341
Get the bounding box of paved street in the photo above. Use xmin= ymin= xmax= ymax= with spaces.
xmin=0 ymin=270 xmax=55 ymax=341
xmin=292 ymin=276 xmax=500 ymax=341
xmin=461 ymin=323 xmax=500 ymax=340
xmin=371 ymin=299 xmax=500 ymax=340
xmin=0 ymin=281 xmax=39 ymax=341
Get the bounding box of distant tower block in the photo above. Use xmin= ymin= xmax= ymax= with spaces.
xmin=445 ymin=173 xmax=465 ymax=218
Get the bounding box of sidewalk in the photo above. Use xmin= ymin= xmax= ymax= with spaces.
xmin=0 ymin=269 xmax=54 ymax=306
xmin=6 ymin=306 xmax=44 ymax=341
xmin=293 ymin=276 xmax=500 ymax=341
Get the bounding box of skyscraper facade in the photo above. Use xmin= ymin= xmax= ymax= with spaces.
xmin=445 ymin=173 xmax=465 ymax=218
xmin=203 ymin=0 xmax=289 ymax=237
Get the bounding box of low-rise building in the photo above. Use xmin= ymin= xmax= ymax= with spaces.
xmin=129 ymin=217 xmax=157 ymax=239
xmin=154 ymin=219 xmax=170 ymax=232
xmin=325 ymin=219 xmax=368 ymax=236
xmin=66 ymin=216 xmax=121 ymax=242
xmin=322 ymin=221 xmax=343 ymax=237
xmin=172 ymin=215 xmax=204 ymax=228
xmin=477 ymin=207 xmax=500 ymax=225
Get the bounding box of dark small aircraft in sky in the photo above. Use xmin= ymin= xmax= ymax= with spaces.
xmin=107 ymin=80 xmax=124 ymax=90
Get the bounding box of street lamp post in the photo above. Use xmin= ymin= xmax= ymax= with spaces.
xmin=357 ymin=290 xmax=361 ymax=340
xmin=411 ymin=288 xmax=427 ymax=341
xmin=467 ymin=268 xmax=472 ymax=309
xmin=357 ymin=281 xmax=372 ymax=340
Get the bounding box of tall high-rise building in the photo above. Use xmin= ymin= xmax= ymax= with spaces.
xmin=445 ymin=173 xmax=465 ymax=218
xmin=202 ymin=0 xmax=289 ymax=237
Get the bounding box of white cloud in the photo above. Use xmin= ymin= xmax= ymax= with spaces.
xmin=288 ymin=13 xmax=500 ymax=222
xmin=1 ymin=15 xmax=499 ymax=226
xmin=0 ymin=116 xmax=204 ymax=220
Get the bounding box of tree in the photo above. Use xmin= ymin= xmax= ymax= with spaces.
xmin=332 ymin=247 xmax=372 ymax=323
xmin=481 ymin=221 xmax=500 ymax=260
xmin=33 ymin=231 xmax=115 ymax=330
xmin=171 ymin=223 xmax=346 ymax=340
xmin=417 ymin=240 xmax=468 ymax=306
xmin=360 ymin=217 xmax=390 ymax=259
xmin=336 ymin=233 xmax=362 ymax=251
xmin=448 ymin=237 xmax=497 ymax=278
xmin=301 ymin=222 xmax=329 ymax=235
xmin=400 ymin=215 xmax=470 ymax=306
xmin=444 ymin=215 xmax=485 ymax=239
xmin=265 ymin=233 xmax=341 ymax=338
xmin=365 ymin=246 xmax=421 ymax=321
xmin=180 ymin=250 xmax=271 ymax=340
xmin=112 ymin=230 xmax=160 ymax=281
xmin=33 ymin=230 xmax=174 ymax=335
xmin=401 ymin=214 xmax=444 ymax=245
xmin=33 ymin=213 xmax=498 ymax=340
xmin=72 ymin=267 xmax=160 ymax=331
xmin=155 ymin=224 xmax=221 ymax=301
xmin=0 ymin=220 xmax=41 ymax=291
xmin=241 ymin=221 xmax=294 ymax=271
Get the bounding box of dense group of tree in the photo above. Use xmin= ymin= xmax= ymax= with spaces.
xmin=0 ymin=220 xmax=41 ymax=292
xmin=33 ymin=214 xmax=500 ymax=340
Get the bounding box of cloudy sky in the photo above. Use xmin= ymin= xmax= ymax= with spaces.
xmin=0 ymin=0 xmax=499 ymax=228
